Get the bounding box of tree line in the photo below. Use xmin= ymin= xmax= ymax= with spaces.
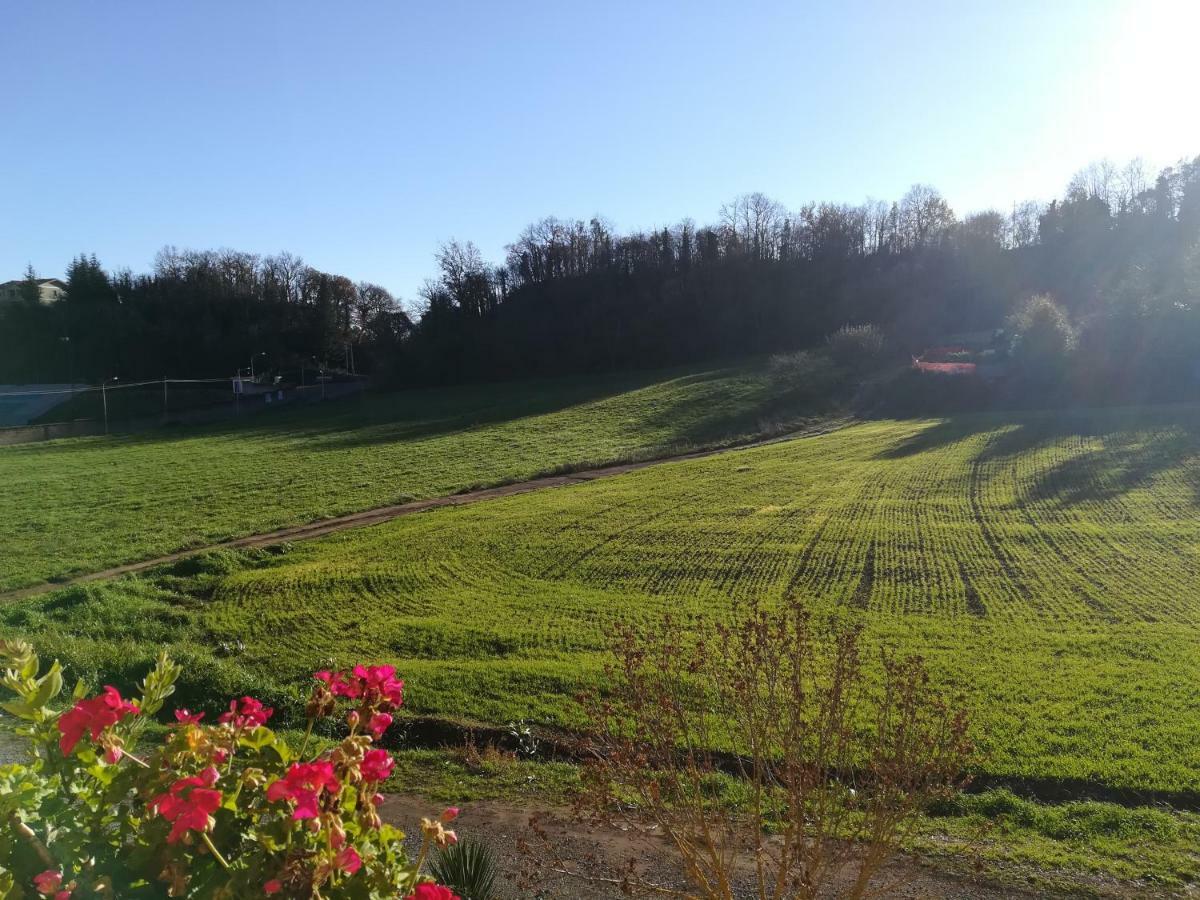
xmin=0 ymin=249 xmax=410 ymax=384
xmin=3 ymin=155 xmax=1198 ymax=404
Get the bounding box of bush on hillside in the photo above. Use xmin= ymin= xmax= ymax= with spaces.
xmin=1007 ymin=294 xmax=1076 ymax=387
xmin=826 ymin=323 xmax=886 ymax=370
xmin=767 ymin=350 xmax=843 ymax=397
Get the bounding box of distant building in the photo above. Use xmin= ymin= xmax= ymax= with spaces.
xmin=0 ymin=278 xmax=67 ymax=306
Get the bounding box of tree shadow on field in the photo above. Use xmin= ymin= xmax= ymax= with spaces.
xmin=873 ymin=405 xmax=1200 ymax=510
xmin=633 ymin=365 xmax=838 ymax=449
xmin=1 ymin=367 xmax=695 ymax=458
xmin=1023 ymin=421 xmax=1200 ymax=510
xmin=300 ymin=366 xmax=754 ymax=452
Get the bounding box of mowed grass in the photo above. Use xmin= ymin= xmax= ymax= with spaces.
xmin=0 ymin=362 xmax=816 ymax=592
xmin=6 ymin=404 xmax=1200 ymax=795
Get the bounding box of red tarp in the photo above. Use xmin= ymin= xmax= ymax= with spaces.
xmin=913 ymin=360 xmax=977 ymax=375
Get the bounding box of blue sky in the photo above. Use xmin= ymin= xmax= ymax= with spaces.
xmin=2 ymin=0 xmax=1197 ymax=301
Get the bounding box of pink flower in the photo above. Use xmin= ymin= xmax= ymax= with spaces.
xmin=149 ymin=767 xmax=222 ymax=844
xmin=218 ymin=696 xmax=273 ymax=729
xmin=361 ymin=748 xmax=394 ymax=783
xmin=315 ymin=669 xmax=360 ymax=699
xmin=367 ymin=711 xmax=393 ymax=738
xmin=57 ymin=686 xmax=139 ymax=756
xmin=353 ymin=664 xmax=404 ymax=708
xmin=32 ymin=870 xmax=63 ymax=896
xmin=407 ymin=884 xmax=460 ymax=900
xmin=316 ymin=665 xmax=404 ymax=709
xmin=174 ymin=708 xmax=205 ymax=725
xmin=266 ymin=760 xmax=340 ymax=819
xmin=264 ymin=880 xmax=283 ymax=894
xmin=440 ymin=806 xmax=459 ymax=823
xmin=334 ymin=846 xmax=362 ymax=875
xmin=371 ymin=792 xmax=385 ymax=806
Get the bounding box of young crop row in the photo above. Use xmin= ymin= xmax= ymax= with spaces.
xmin=5 ymin=406 xmax=1200 ymax=792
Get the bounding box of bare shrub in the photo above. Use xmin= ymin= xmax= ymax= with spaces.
xmin=826 ymin=324 xmax=886 ymax=370
xmin=567 ymin=598 xmax=972 ymax=899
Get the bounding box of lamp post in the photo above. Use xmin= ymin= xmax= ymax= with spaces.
xmin=250 ymin=351 xmax=267 ymax=380
xmin=101 ymin=376 xmax=117 ymax=435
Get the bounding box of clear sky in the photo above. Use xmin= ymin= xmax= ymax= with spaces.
xmin=2 ymin=0 xmax=1197 ymax=301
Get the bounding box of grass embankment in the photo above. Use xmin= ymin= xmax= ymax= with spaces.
xmin=0 ymin=362 xmax=821 ymax=592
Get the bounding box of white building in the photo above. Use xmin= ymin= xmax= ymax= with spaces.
xmin=0 ymin=278 xmax=67 ymax=305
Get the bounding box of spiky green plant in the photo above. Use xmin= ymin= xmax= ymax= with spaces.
xmin=430 ymin=837 xmax=498 ymax=900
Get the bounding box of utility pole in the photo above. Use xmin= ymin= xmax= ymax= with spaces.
xmin=162 ymin=376 xmax=168 ymax=419
xmin=101 ymin=380 xmax=109 ymax=435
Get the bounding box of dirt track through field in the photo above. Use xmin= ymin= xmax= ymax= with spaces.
xmin=1 ymin=422 xmax=846 ymax=604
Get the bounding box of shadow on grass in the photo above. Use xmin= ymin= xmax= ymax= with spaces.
xmin=1 ymin=365 xmax=718 ymax=458
xmin=873 ymin=405 xmax=1200 ymax=509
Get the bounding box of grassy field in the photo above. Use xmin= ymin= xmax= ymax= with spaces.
xmin=5 ymin=403 xmax=1200 ymax=799
xmin=0 ymin=362 xmax=820 ymax=592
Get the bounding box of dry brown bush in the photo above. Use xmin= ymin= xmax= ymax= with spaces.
xmin=554 ymin=597 xmax=971 ymax=899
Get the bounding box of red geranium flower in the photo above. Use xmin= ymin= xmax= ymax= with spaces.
xmin=361 ymin=748 xmax=394 ymax=783
xmin=315 ymin=669 xmax=360 ymax=699
xmin=57 ymin=686 xmax=139 ymax=756
xmin=352 ymin=664 xmax=404 ymax=708
xmin=173 ymin=708 xmax=205 ymax=725
xmin=367 ymin=711 xmax=393 ymax=738
xmin=266 ymin=760 xmax=341 ymax=819
xmin=407 ymin=884 xmax=460 ymax=900
xmin=334 ymin=846 xmax=362 ymax=875
xmin=217 ymin=696 xmax=273 ymax=729
xmin=149 ymin=767 xmax=223 ymax=844
xmin=32 ymin=870 xmax=71 ymax=898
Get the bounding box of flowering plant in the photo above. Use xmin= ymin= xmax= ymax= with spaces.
xmin=0 ymin=640 xmax=462 ymax=899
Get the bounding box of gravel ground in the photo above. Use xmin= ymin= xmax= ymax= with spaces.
xmin=380 ymin=795 xmax=1047 ymax=899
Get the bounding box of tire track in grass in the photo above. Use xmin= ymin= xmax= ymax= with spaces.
xmin=850 ymin=540 xmax=876 ymax=610
xmin=0 ymin=422 xmax=849 ymax=604
xmin=956 ymin=559 xmax=987 ymax=617
xmin=1007 ymin=441 xmax=1117 ymax=621
xmin=781 ymin=512 xmax=834 ymax=600
xmin=967 ymin=457 xmax=1036 ymax=607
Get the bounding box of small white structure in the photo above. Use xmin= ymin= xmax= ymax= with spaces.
xmin=0 ymin=278 xmax=67 ymax=306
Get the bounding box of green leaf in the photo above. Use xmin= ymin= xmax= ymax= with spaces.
xmin=237 ymin=726 xmax=277 ymax=751
xmin=30 ymin=661 xmax=63 ymax=709
xmin=0 ymin=699 xmax=35 ymax=720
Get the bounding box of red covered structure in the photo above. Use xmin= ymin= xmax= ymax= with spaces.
xmin=912 ymin=346 xmax=977 ymax=375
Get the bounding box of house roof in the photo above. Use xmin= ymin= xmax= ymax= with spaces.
xmin=0 ymin=278 xmax=67 ymax=290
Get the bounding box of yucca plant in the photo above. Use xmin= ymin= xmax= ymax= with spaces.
xmin=430 ymin=837 xmax=498 ymax=900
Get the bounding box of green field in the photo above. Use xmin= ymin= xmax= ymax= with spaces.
xmin=6 ymin=403 xmax=1200 ymax=797
xmin=0 ymin=362 xmax=819 ymax=592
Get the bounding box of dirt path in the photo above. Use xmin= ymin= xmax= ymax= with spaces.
xmin=1 ymin=422 xmax=846 ymax=604
xmin=381 ymin=795 xmax=1060 ymax=899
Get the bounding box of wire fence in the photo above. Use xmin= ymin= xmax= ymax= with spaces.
xmin=0 ymin=377 xmax=229 ymax=399
xmin=0 ymin=374 xmax=369 ymax=435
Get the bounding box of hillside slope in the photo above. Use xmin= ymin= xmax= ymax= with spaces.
xmin=0 ymin=362 xmax=819 ymax=591
xmin=6 ymin=404 xmax=1200 ymax=792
